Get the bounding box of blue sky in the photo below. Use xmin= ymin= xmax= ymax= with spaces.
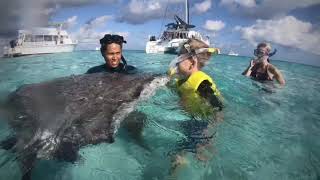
xmin=1 ymin=0 xmax=319 ymax=66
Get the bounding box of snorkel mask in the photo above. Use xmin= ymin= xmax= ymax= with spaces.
xmin=254 ymin=48 xmax=265 ymax=58
xmin=254 ymin=47 xmax=277 ymax=58
xmin=168 ymin=44 xmax=220 ymax=77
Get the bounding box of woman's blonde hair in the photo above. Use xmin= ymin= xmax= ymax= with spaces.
xmin=179 ymin=38 xmax=211 ymax=69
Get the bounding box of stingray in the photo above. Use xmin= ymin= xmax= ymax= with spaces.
xmin=0 ymin=72 xmax=168 ymax=180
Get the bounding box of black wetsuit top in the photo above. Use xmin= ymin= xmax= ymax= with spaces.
xmin=86 ymin=63 xmax=137 ymax=74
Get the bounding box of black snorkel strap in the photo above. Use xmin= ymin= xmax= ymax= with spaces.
xmin=268 ymin=49 xmax=277 ymax=57
xmin=121 ymin=55 xmax=127 ymax=71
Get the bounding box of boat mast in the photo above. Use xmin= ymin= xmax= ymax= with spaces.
xmin=185 ymin=0 xmax=189 ymax=24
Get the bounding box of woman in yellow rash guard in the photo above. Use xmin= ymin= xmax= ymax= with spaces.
xmin=168 ymin=38 xmax=224 ymax=177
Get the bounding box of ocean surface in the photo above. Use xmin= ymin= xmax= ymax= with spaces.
xmin=0 ymin=50 xmax=319 ymax=180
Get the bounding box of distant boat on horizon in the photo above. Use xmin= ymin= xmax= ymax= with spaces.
xmin=3 ymin=23 xmax=77 ymax=57
xmin=228 ymin=51 xmax=239 ymax=56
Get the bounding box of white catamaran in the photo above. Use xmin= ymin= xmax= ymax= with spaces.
xmin=3 ymin=24 xmax=77 ymax=57
xmin=146 ymin=0 xmax=216 ymax=54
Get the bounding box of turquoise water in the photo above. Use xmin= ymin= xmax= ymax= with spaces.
xmin=0 ymin=50 xmax=319 ymax=180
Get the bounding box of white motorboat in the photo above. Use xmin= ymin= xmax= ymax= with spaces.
xmin=3 ymin=24 xmax=77 ymax=57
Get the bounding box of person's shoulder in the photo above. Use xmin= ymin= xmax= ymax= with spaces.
xmin=267 ymin=63 xmax=276 ymax=68
xmin=267 ymin=63 xmax=278 ymax=72
xmin=86 ymin=64 xmax=106 ymax=74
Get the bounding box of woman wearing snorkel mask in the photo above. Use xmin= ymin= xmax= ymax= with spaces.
xmin=167 ymin=38 xmax=224 ymax=177
xmin=242 ymin=42 xmax=285 ymax=86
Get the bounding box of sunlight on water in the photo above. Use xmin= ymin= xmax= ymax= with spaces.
xmin=0 ymin=51 xmax=319 ymax=179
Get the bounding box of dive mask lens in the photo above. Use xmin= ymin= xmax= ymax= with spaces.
xmin=168 ymin=67 xmax=178 ymax=77
xmin=195 ymin=48 xmax=220 ymax=55
xmin=254 ymin=48 xmax=265 ymax=57
xmin=167 ymin=54 xmax=191 ymax=77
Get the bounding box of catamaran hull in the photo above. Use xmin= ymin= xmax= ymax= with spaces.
xmin=146 ymin=45 xmax=179 ymax=54
xmin=145 ymin=39 xmax=188 ymax=54
xmin=146 ymin=45 xmax=178 ymax=54
xmin=3 ymin=44 xmax=77 ymax=57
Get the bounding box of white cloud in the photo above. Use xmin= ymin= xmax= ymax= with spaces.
xmin=75 ymin=30 xmax=130 ymax=50
xmin=63 ymin=16 xmax=78 ymax=29
xmin=87 ymin=16 xmax=112 ymax=29
xmin=115 ymin=32 xmax=130 ymax=39
xmin=72 ymin=15 xmax=129 ymax=46
xmin=193 ymin=0 xmax=212 ymax=14
xmin=41 ymin=7 xmax=59 ymax=16
xmin=128 ymin=0 xmax=161 ymax=14
xmin=220 ymin=0 xmax=256 ymax=8
xmin=203 ymin=20 xmax=226 ymax=31
xmin=220 ymin=0 xmax=320 ymax=19
xmin=75 ymin=15 xmax=113 ymax=42
xmin=235 ymin=16 xmax=320 ymax=55
xmin=117 ymin=0 xmax=184 ymax=24
xmin=0 ymin=0 xmax=118 ymax=36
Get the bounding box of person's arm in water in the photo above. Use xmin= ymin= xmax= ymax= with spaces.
xmin=242 ymin=60 xmax=254 ymax=76
xmin=197 ymin=80 xmax=224 ymax=111
xmin=268 ymin=64 xmax=286 ymax=86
